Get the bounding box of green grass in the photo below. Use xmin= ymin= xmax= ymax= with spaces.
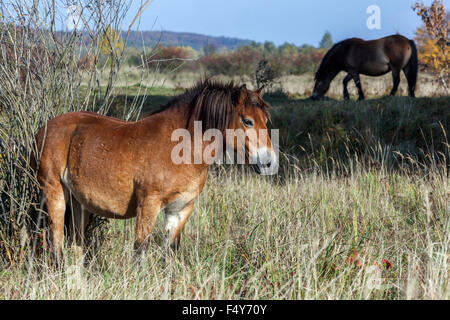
xmin=268 ymin=94 xmax=449 ymax=168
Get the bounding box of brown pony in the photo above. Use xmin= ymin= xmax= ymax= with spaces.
xmin=312 ymin=34 xmax=418 ymax=100
xmin=34 ymin=80 xmax=277 ymax=261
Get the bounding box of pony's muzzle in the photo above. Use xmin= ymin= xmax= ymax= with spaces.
xmin=250 ymin=147 xmax=278 ymax=176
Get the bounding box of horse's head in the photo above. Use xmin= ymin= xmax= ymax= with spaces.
xmin=172 ymin=80 xmax=278 ymax=174
xmin=312 ymin=42 xmax=345 ymax=100
xmin=227 ymin=84 xmax=277 ymax=175
xmin=312 ymin=77 xmax=331 ymax=100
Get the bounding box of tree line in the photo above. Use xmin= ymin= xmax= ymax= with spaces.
xmin=122 ymin=37 xmax=331 ymax=78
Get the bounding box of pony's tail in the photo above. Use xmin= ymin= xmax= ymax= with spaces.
xmin=405 ymin=39 xmax=418 ymax=97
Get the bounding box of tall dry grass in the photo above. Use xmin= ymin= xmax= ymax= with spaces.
xmin=0 ymin=163 xmax=448 ymax=299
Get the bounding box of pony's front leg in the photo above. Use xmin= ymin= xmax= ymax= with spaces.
xmin=134 ymin=196 xmax=161 ymax=257
xmin=352 ymin=73 xmax=365 ymax=100
xmin=164 ymin=202 xmax=195 ymax=250
xmin=343 ymin=74 xmax=352 ymax=100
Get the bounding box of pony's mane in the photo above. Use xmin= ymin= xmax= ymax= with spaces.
xmin=149 ymin=79 xmax=268 ymax=131
xmin=315 ymin=39 xmax=354 ymax=80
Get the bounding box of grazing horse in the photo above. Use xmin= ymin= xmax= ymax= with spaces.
xmin=33 ymin=80 xmax=277 ymax=262
xmin=312 ymin=34 xmax=418 ymax=100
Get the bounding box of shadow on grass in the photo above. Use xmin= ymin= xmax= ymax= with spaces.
xmin=106 ymin=88 xmax=449 ymax=175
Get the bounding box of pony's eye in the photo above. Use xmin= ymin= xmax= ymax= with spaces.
xmin=242 ymin=118 xmax=254 ymax=128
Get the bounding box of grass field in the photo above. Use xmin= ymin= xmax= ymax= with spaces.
xmin=101 ymin=68 xmax=450 ymax=98
xmin=0 ymin=76 xmax=449 ymax=300
xmin=1 ymin=166 xmax=448 ymax=299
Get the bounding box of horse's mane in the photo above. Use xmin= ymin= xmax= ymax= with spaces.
xmin=149 ymin=79 xmax=268 ymax=131
xmin=315 ymin=39 xmax=355 ymax=80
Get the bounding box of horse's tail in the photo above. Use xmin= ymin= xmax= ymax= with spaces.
xmin=405 ymin=39 xmax=418 ymax=96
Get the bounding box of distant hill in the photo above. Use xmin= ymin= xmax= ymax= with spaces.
xmin=121 ymin=30 xmax=252 ymax=51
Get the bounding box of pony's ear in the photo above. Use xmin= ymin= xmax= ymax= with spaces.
xmin=255 ymin=85 xmax=265 ymax=96
xmin=238 ymin=84 xmax=248 ymax=102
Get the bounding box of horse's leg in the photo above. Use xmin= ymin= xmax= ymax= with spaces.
xmin=403 ymin=65 xmax=416 ymax=97
xmin=343 ymin=74 xmax=352 ymax=100
xmin=134 ymin=196 xmax=161 ymax=257
xmin=390 ymin=69 xmax=401 ymax=96
xmin=45 ymin=183 xmax=68 ymax=265
xmin=351 ymin=73 xmax=365 ymax=100
xmin=70 ymin=200 xmax=90 ymax=265
xmin=164 ymin=202 xmax=195 ymax=250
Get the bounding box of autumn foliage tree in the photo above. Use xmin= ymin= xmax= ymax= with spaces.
xmin=101 ymin=27 xmax=125 ymax=58
xmin=413 ymin=0 xmax=449 ymax=89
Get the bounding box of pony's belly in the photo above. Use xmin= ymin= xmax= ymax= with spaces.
xmin=73 ymin=188 xmax=137 ymax=219
xmin=63 ymin=169 xmax=136 ymax=219
xmin=78 ymin=195 xmax=136 ymax=219
xmin=361 ymin=61 xmax=390 ymax=76
xmin=361 ymin=51 xmax=390 ymax=76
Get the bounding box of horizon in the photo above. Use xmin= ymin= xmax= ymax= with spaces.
xmin=3 ymin=1 xmax=449 ymax=47
xmin=119 ymin=0 xmax=449 ymax=47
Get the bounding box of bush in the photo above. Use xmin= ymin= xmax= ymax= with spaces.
xmin=201 ymin=45 xmax=263 ymax=77
xmin=123 ymin=42 xmax=327 ymax=79
xmin=0 ymin=0 xmax=149 ymax=266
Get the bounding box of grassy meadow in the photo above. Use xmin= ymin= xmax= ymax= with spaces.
xmin=1 ymin=166 xmax=448 ymax=299
xmin=1 ymin=73 xmax=448 ymax=300
xmin=101 ymin=68 xmax=450 ymax=98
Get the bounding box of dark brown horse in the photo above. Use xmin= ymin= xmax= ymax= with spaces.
xmin=312 ymin=34 xmax=418 ymax=100
xmin=34 ymin=80 xmax=277 ymax=262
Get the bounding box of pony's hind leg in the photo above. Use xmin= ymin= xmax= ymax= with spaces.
xmin=343 ymin=74 xmax=352 ymax=100
xmin=69 ymin=200 xmax=91 ymax=265
xmin=403 ymin=65 xmax=416 ymax=97
xmin=44 ymin=183 xmax=68 ymax=265
xmin=390 ymin=69 xmax=401 ymax=96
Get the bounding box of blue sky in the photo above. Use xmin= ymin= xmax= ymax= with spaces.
xmin=123 ymin=0 xmax=449 ymax=46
